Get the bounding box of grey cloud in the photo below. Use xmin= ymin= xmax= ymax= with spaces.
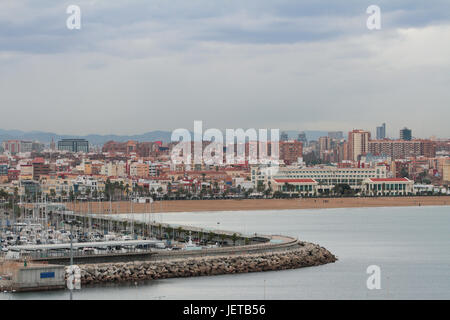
xmin=0 ymin=1 xmax=449 ymax=138
xmin=1 ymin=0 xmax=450 ymax=56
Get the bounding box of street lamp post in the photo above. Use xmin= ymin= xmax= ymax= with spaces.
xmin=70 ymin=222 xmax=74 ymax=266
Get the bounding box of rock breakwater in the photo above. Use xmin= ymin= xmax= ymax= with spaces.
xmin=77 ymin=242 xmax=337 ymax=284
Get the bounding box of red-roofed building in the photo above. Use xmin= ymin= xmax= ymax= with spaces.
xmin=362 ymin=177 xmax=413 ymax=196
xmin=368 ymin=178 xmax=409 ymax=182
xmin=32 ymin=157 xmax=45 ymax=164
xmin=272 ymin=178 xmax=318 ymax=195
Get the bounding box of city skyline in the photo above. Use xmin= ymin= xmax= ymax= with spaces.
xmin=0 ymin=126 xmax=448 ymax=148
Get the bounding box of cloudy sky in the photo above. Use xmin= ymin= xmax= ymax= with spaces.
xmin=1 ymin=0 xmax=449 ymax=138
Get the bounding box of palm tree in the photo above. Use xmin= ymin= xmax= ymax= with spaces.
xmin=220 ymin=233 xmax=226 ymax=245
xmin=231 ymin=233 xmax=238 ymax=246
xmin=177 ymin=226 xmax=184 ymax=240
xmin=257 ymin=181 xmax=265 ymax=193
xmin=208 ymin=231 xmax=215 ymax=243
xmin=125 ymin=183 xmax=130 ymax=199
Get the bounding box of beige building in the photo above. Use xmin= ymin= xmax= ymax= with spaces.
xmin=348 ymin=129 xmax=370 ymax=161
xmin=39 ymin=176 xmax=73 ymax=197
xmin=130 ymin=162 xmax=149 ymax=178
xmin=19 ymin=164 xmax=33 ymax=180
xmin=443 ymin=159 xmax=450 ymax=183
xmin=101 ymin=161 xmax=126 ymax=177
xmin=84 ymin=161 xmax=92 ymax=175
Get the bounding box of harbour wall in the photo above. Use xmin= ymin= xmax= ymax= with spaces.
xmin=77 ymin=241 xmax=337 ymax=285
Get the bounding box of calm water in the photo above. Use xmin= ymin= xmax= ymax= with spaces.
xmin=2 ymin=205 xmax=449 ymax=300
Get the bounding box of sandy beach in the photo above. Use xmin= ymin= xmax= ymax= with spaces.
xmin=66 ymin=196 xmax=450 ymax=214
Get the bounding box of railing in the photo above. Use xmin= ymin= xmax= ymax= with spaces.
xmin=7 ymin=247 xmax=155 ymax=261
xmin=150 ymin=236 xmax=300 ymax=261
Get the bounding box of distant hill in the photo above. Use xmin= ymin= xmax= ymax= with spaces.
xmin=0 ymin=129 xmax=344 ymax=146
xmin=0 ymin=129 xmax=173 ymax=146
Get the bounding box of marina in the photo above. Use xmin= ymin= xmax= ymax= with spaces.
xmin=1 ymin=200 xmax=318 ymax=293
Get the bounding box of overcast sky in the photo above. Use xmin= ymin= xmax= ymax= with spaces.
xmin=1 ymin=0 xmax=449 ymax=138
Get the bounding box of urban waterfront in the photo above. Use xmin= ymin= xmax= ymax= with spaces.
xmin=3 ymin=205 xmax=449 ymax=300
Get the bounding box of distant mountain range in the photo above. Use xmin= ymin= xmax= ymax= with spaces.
xmin=0 ymin=129 xmax=340 ymax=146
xmin=0 ymin=129 xmax=173 ymax=146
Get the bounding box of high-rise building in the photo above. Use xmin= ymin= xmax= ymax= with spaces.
xmin=328 ymin=131 xmax=343 ymax=140
xmin=368 ymin=139 xmax=436 ymax=159
xmin=297 ymin=132 xmax=307 ymax=145
xmin=376 ymin=123 xmax=386 ymax=140
xmin=2 ymin=140 xmax=21 ymax=154
xmin=279 ymin=141 xmax=303 ymax=165
xmin=400 ymin=127 xmax=412 ymax=141
xmin=20 ymin=141 xmax=33 ymax=153
xmin=347 ymin=129 xmax=371 ymax=161
xmin=58 ymin=139 xmax=89 ymax=153
xmin=280 ymin=132 xmax=289 ymax=142
xmin=1 ymin=140 xmax=43 ymax=154
xmin=318 ymin=136 xmax=331 ymax=153
xmin=443 ymin=160 xmax=450 ymax=182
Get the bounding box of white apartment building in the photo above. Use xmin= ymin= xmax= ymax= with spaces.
xmin=251 ymin=164 xmax=387 ymax=192
xmin=73 ymin=176 xmax=103 ymax=194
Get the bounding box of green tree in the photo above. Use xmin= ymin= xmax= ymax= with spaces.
xmin=231 ymin=233 xmax=238 ymax=246
xmin=220 ymin=233 xmax=226 ymax=245
xmin=177 ymin=226 xmax=184 ymax=240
